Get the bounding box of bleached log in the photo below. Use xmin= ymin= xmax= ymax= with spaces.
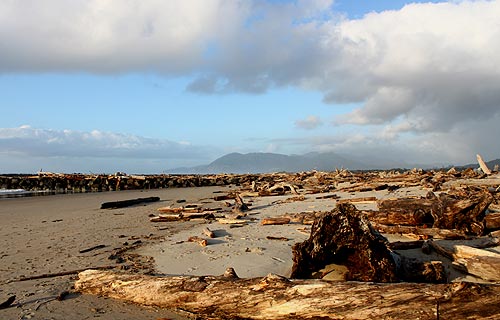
xmin=261 ymin=218 xmax=291 ymax=226
xmin=202 ymin=227 xmax=215 ymax=238
xmin=337 ymin=196 xmax=377 ymax=204
xmin=477 ymin=154 xmax=492 ymax=175
xmin=75 ymin=270 xmax=500 ymax=319
xmin=372 ymin=223 xmax=469 ymax=240
xmin=429 ymin=242 xmax=500 ymax=281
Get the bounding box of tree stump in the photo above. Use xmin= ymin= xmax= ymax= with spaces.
xmin=291 ymin=203 xmax=399 ymax=282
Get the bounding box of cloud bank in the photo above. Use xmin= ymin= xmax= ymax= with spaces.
xmin=0 ymin=126 xmax=216 ymax=173
xmin=1 ymin=0 xmax=500 ymax=166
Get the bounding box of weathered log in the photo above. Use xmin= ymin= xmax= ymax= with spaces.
xmin=372 ymin=223 xmax=468 ymax=240
xmin=485 ymin=212 xmax=500 ymax=230
xmin=337 ymin=196 xmax=378 ymax=204
xmin=100 ymin=196 xmax=160 ymax=209
xmin=388 ymin=240 xmax=425 ymax=250
xmin=233 ymin=194 xmax=249 ymax=213
xmin=261 ymin=217 xmax=291 ymax=225
xmin=188 ymin=236 xmax=208 ymax=247
xmin=429 ymin=241 xmax=500 ymax=281
xmin=435 ymin=191 xmax=492 ymax=235
xmin=477 ymin=154 xmax=492 ymax=175
xmin=79 ymin=244 xmax=107 ymax=254
xmin=291 ymin=204 xmax=399 ymax=282
xmin=376 ymin=190 xmax=493 ymax=235
xmin=157 ymin=207 xmax=201 ymax=214
xmin=0 ymin=295 xmax=15 ymax=309
xmin=75 ymin=270 xmax=500 ymax=319
xmin=202 ymin=227 xmax=215 ymax=238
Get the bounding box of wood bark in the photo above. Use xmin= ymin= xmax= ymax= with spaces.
xmin=75 ymin=270 xmax=500 ymax=319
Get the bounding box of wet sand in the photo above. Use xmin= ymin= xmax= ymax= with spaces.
xmin=0 ymin=187 xmax=228 ymax=320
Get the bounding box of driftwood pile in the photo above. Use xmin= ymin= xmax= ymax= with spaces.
xmin=71 ymin=162 xmax=500 ymax=318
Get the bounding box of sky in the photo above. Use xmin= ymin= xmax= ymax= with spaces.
xmin=1 ymin=0 xmax=500 ymax=173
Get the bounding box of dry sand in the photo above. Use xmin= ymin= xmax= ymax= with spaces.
xmin=1 ymin=183 xmax=492 ymax=319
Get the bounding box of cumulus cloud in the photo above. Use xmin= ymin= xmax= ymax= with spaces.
xmin=2 ymin=0 xmax=500 ymax=164
xmin=295 ymin=115 xmax=324 ymax=130
xmin=0 ymin=126 xmax=217 ymax=172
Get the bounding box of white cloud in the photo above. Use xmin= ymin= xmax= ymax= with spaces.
xmin=295 ymin=115 xmax=324 ymax=130
xmin=0 ymin=126 xmax=217 ymax=172
xmin=1 ymin=1 xmax=500 ymax=165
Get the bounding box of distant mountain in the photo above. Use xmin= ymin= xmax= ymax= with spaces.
xmin=460 ymin=158 xmax=500 ymax=170
xmin=169 ymin=151 xmax=389 ymax=174
xmin=168 ymin=153 xmax=500 ymax=174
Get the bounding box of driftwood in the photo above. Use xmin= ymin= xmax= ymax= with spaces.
xmin=376 ymin=190 xmax=493 ymax=235
xmin=100 ymin=196 xmax=160 ymax=209
xmin=372 ymin=223 xmax=469 ymax=239
xmin=292 ymin=204 xmax=447 ymax=283
xmin=477 ymin=154 xmax=492 ymax=175
xmin=0 ymin=296 xmax=15 ymax=309
xmin=291 ymin=204 xmax=398 ymax=282
xmin=429 ymin=241 xmax=500 ymax=281
xmin=337 ymin=196 xmax=378 ymax=204
xmin=188 ymin=236 xmax=208 ymax=247
xmin=75 ymin=270 xmax=500 ymax=319
xmin=485 ymin=212 xmax=500 ymax=230
xmin=261 ymin=218 xmax=291 ymax=226
xmin=388 ymin=240 xmax=425 ymax=250
xmin=202 ymin=227 xmax=215 ymax=238
xmin=79 ymin=244 xmax=107 ymax=254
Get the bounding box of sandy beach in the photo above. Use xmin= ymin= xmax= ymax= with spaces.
xmin=0 ymin=187 xmax=230 ymax=320
xmin=1 ymin=173 xmax=499 ymax=319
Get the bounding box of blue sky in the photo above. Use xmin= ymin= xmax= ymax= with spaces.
xmin=1 ymin=0 xmax=500 ymax=173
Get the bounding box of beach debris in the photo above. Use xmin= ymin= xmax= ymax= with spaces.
xmin=337 ymin=196 xmax=378 ymax=204
xmin=291 ymin=203 xmax=398 ymax=282
xmin=374 ymin=189 xmax=493 ymax=235
xmin=233 ymin=194 xmax=249 ymax=213
xmin=79 ymin=244 xmax=107 ymax=254
xmin=217 ymin=218 xmax=250 ymax=225
xmin=261 ymin=217 xmax=291 ymax=226
xmin=0 ymin=295 xmax=15 ymax=309
xmin=429 ymin=241 xmax=500 ymax=281
xmin=484 ymin=212 xmax=500 ymax=231
xmin=75 ymin=269 xmax=500 ymax=319
xmin=477 ymin=154 xmax=492 ymax=175
xmin=266 ymin=236 xmax=289 ymax=241
xmin=100 ymin=197 xmax=160 ymax=209
xmin=202 ymin=227 xmax=215 ymax=238
xmin=291 ymin=203 xmax=448 ymax=283
xmin=188 ymin=236 xmax=208 ymax=247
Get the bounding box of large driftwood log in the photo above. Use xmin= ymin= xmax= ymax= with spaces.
xmin=429 ymin=241 xmax=500 ymax=282
xmin=100 ymin=196 xmax=160 ymax=209
xmin=376 ymin=190 xmax=493 ymax=235
xmin=477 ymin=154 xmax=492 ymax=175
xmin=291 ymin=204 xmax=446 ymax=283
xmin=75 ymin=270 xmax=500 ymax=319
xmin=291 ymin=204 xmax=398 ymax=282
